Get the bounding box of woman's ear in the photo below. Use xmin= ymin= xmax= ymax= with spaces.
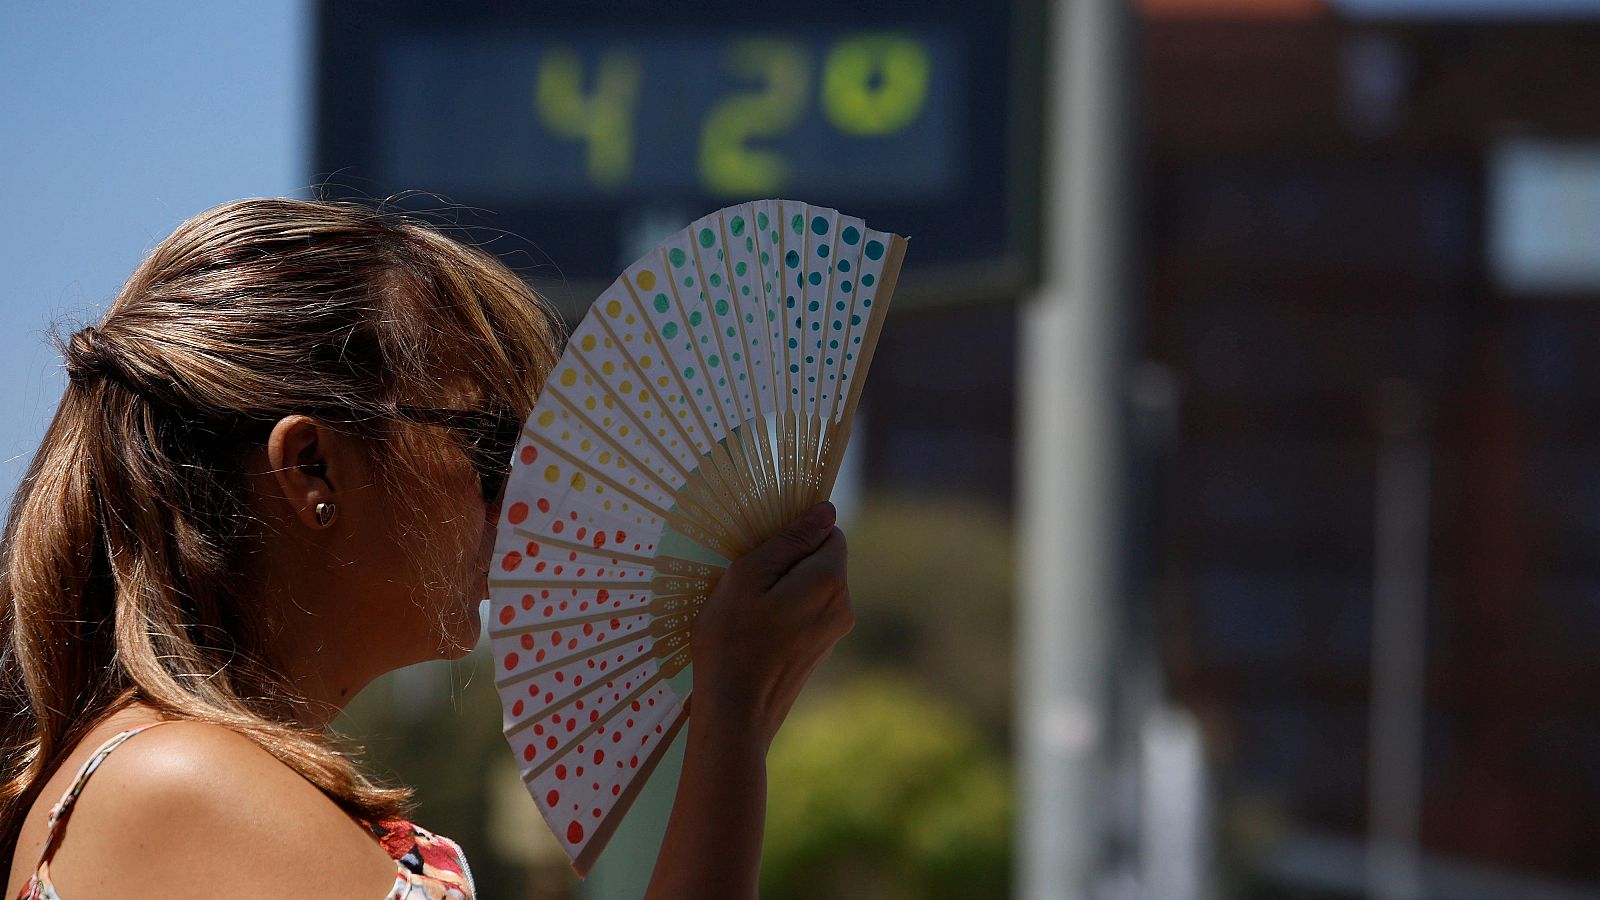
xmin=265 ymin=415 xmax=339 ymax=530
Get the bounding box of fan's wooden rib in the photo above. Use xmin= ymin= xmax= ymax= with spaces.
xmin=494 ymin=569 xmax=713 ymax=617
xmin=620 ymin=275 xmax=764 ymax=551
xmin=652 ymin=556 xmax=723 ymax=578
xmin=643 ymin=248 xmax=760 ymax=518
xmin=648 ymin=611 xmax=693 ymax=641
xmin=675 ymin=240 xmax=768 ymax=548
xmin=818 ymin=221 xmax=867 ymax=429
xmin=674 ymin=475 xmax=747 ymax=558
xmin=492 ymin=577 xmax=652 ymax=592
xmin=720 ymin=204 xmax=787 ymax=538
xmin=761 ymin=202 xmax=795 ymax=524
xmin=494 ymin=574 xmax=714 ymax=596
xmin=509 ymin=527 xmax=658 ymax=569
xmin=505 ymin=649 xmax=658 ymax=740
xmin=815 ymin=215 xmax=853 ymax=497
xmin=767 ymin=201 xmax=790 ymax=521
xmin=490 ymin=607 xmax=648 ymax=640
xmin=776 ymin=200 xmax=804 ymax=522
xmin=540 ymin=383 xmax=674 ymax=493
xmin=791 ymin=210 xmax=814 ymax=514
xmin=588 ymin=308 xmax=752 ymax=542
xmin=746 ymin=202 xmax=795 ymax=529
xmin=587 ymin=310 xmax=698 ymax=455
xmin=521 ymin=665 xmax=672 ymax=782
xmin=540 ymin=382 xmax=684 ymax=501
xmin=815 ymin=234 xmax=907 ymax=502
xmin=568 ymin=343 xmax=748 ymax=539
xmin=528 ymin=433 xmax=733 ymax=557
xmin=570 ymin=703 xmax=689 ymax=877
xmin=647 ymin=590 xmax=708 ymax=618
xmin=806 ymin=217 xmax=871 ymax=507
xmin=802 ymin=213 xmax=843 ymax=502
xmin=710 ymin=208 xmax=782 ymax=538
xmin=790 ymin=203 xmax=811 ymax=519
xmin=796 ymin=206 xmax=825 ymax=506
xmin=488 ymin=585 xmax=712 ymax=642
xmin=521 ymin=432 xmax=672 ymax=522
xmin=538 ymin=382 xmax=739 ymax=556
xmin=489 ymin=627 xmax=640 ymax=682
xmin=491 ymin=547 xmax=721 ymax=619
xmin=707 ymin=206 xmax=780 ymax=534
xmin=800 ymin=205 xmax=829 ymax=511
xmin=567 ymin=347 xmax=695 ymax=485
xmin=643 ymin=626 xmax=696 ymax=664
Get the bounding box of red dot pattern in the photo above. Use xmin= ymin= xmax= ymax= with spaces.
xmin=492 ymin=307 xmax=732 ymax=856
xmin=513 ymin=680 xmax=684 ymax=851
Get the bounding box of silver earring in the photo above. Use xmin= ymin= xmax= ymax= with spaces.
xmin=314 ymin=501 xmax=338 ymax=527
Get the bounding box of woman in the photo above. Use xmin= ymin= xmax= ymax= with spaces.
xmin=0 ymin=198 xmax=852 ymax=899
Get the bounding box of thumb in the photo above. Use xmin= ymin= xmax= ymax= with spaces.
xmin=734 ymin=501 xmax=837 ymax=588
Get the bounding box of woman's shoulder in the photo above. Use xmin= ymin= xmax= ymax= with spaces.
xmin=20 ymin=716 xmax=402 ymax=900
xmin=57 ymin=717 xmax=334 ymax=821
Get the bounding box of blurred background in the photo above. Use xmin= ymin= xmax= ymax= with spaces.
xmin=6 ymin=0 xmax=1600 ymax=897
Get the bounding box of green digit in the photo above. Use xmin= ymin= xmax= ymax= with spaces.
xmin=534 ymin=48 xmax=641 ymax=187
xmin=699 ymin=41 xmax=810 ymax=195
xmin=821 ymin=34 xmax=930 ymax=136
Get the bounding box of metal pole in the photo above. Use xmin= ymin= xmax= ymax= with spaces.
xmin=1016 ymin=0 xmax=1129 ymax=896
xmin=1368 ymin=382 xmax=1431 ymax=900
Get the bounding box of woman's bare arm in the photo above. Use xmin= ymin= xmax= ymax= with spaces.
xmin=644 ymin=504 xmax=852 ymax=899
xmin=643 ymin=703 xmax=769 ymax=898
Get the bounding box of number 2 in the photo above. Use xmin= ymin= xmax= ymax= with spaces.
xmin=699 ymin=40 xmax=809 ymax=196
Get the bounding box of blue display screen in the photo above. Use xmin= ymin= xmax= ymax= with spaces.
xmin=316 ymin=0 xmax=1034 ymax=295
xmin=378 ymin=30 xmax=966 ymax=203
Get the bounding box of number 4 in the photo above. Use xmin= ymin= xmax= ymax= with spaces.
xmin=536 ymin=49 xmax=642 ymax=188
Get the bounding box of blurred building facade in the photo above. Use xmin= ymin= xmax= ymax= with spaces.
xmin=1138 ymin=6 xmax=1600 ymax=894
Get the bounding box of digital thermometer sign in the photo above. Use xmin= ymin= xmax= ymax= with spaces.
xmin=379 ymin=31 xmax=962 ymax=202
xmin=316 ymin=0 xmax=1037 ymax=300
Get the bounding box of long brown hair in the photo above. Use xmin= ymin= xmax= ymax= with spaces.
xmin=0 ymin=197 xmax=563 ymax=857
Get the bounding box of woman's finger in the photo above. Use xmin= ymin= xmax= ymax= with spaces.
xmin=725 ymin=502 xmax=837 ymax=592
xmin=770 ymin=526 xmax=848 ymax=603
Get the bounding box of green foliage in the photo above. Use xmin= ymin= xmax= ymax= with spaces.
xmin=836 ymin=494 xmax=1015 ymax=744
xmin=761 ymin=674 xmax=1013 ymax=900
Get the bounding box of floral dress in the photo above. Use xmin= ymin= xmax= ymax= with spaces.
xmin=14 ymin=722 xmax=475 ymax=900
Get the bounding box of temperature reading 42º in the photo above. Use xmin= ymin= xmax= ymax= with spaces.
xmin=532 ymin=32 xmax=936 ymax=196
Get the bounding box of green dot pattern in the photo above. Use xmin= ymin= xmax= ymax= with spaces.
xmin=574 ymin=203 xmax=895 ymax=476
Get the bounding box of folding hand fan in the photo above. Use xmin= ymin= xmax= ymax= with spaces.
xmin=488 ymin=199 xmax=906 ymax=874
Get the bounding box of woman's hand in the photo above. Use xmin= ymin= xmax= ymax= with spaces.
xmin=688 ymin=500 xmax=854 ymax=749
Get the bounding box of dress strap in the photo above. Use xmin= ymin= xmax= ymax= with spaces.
xmin=33 ymin=720 xmax=173 ymax=877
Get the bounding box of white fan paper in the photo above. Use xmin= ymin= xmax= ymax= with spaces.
xmin=488 ymin=199 xmax=906 ymax=874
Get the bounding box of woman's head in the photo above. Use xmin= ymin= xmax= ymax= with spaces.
xmin=0 ymin=197 xmax=563 ymax=850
